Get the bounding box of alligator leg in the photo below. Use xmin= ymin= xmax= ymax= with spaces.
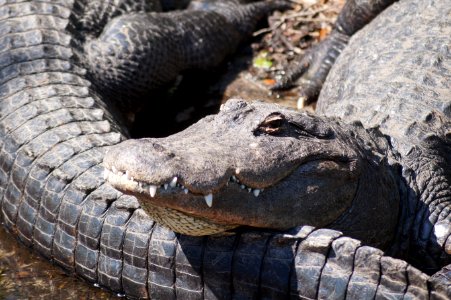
xmin=272 ymin=0 xmax=397 ymax=105
xmin=83 ymin=0 xmax=290 ymax=112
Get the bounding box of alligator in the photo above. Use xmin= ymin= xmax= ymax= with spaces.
xmin=103 ymin=0 xmax=451 ymax=297
xmin=0 ymin=0 xmax=449 ymax=299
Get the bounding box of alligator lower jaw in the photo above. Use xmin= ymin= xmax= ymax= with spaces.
xmin=139 ymin=201 xmax=239 ymax=236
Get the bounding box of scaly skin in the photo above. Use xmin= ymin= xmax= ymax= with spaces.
xmin=83 ymin=0 xmax=291 ymax=112
xmin=0 ymin=0 xmax=449 ymax=298
xmin=104 ymin=0 xmax=451 ymax=282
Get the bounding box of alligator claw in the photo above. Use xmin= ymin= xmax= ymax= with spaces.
xmin=272 ymin=30 xmax=350 ymax=105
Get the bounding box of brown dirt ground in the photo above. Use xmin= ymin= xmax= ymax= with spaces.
xmin=220 ymin=0 xmax=344 ymax=112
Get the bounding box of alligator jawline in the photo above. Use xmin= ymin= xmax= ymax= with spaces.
xmin=104 ymin=166 xmax=267 ymax=208
xmin=104 ymin=167 xmax=244 ymax=235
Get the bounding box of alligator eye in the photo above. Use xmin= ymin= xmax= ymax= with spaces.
xmin=258 ymin=113 xmax=286 ymax=134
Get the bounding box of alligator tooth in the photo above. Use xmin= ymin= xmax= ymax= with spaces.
xmin=164 ymin=183 xmax=168 ymax=190
xmin=434 ymin=223 xmax=447 ymax=238
xmin=204 ymin=194 xmax=213 ymax=207
xmin=184 ymin=188 xmax=189 ymax=194
xmin=103 ymin=169 xmax=109 ymax=180
xmin=253 ymin=189 xmax=260 ymax=197
xmin=235 ymin=168 xmax=240 ymax=174
xmin=117 ymin=171 xmax=123 ymax=177
xmin=170 ymin=177 xmax=178 ymax=188
xmin=248 ymin=188 xmax=251 ymax=192
xmin=125 ymin=170 xmax=130 ymax=180
xmin=112 ymin=166 xmax=117 ymax=174
xmin=149 ymin=185 xmax=157 ymax=197
xmin=297 ymin=96 xmax=307 ymax=110
xmin=231 ymin=176 xmax=236 ymax=182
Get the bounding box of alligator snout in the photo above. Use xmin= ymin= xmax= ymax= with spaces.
xmin=105 ymin=139 xmax=168 ymax=187
xmin=105 ymin=138 xmax=175 ymax=171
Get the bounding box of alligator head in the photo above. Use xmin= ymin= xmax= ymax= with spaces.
xmin=104 ymin=99 xmax=400 ymax=248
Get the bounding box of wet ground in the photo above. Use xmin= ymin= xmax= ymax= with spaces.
xmin=0 ymin=226 xmax=119 ymax=300
xmin=0 ymin=0 xmax=341 ymax=298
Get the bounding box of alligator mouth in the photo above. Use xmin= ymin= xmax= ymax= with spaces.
xmin=104 ymin=155 xmax=359 ymax=236
xmin=104 ymin=166 xmax=265 ymax=208
xmin=104 ymin=166 xmax=266 ymax=235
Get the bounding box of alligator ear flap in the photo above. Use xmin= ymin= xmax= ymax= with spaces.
xmin=287 ymin=112 xmax=334 ymax=139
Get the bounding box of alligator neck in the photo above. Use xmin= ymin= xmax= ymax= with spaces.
xmin=327 ymin=115 xmax=451 ymax=274
xmin=327 ymin=121 xmax=402 ymax=250
xmin=378 ymin=111 xmax=451 ymax=273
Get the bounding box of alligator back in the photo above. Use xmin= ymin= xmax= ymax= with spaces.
xmin=318 ymin=0 xmax=450 ymax=155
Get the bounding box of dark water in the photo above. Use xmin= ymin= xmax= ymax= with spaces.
xmin=0 ymin=226 xmax=119 ymax=300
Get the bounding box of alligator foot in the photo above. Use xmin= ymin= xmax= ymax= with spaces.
xmin=271 ymin=30 xmax=349 ymax=107
xmin=272 ymin=0 xmax=397 ymax=107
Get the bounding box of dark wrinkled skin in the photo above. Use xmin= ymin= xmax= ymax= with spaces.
xmin=83 ymin=0 xmax=290 ymax=112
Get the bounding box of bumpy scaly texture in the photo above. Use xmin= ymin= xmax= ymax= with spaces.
xmin=0 ymin=0 xmax=449 ymax=299
xmin=318 ymin=0 xmax=451 ymax=272
xmin=83 ymin=0 xmax=290 ymax=111
xmin=272 ymin=0 xmax=397 ymax=102
xmin=106 ymin=0 xmax=450 ymax=272
xmin=105 ymin=99 xmax=402 ymax=252
xmin=104 ymin=0 xmax=450 ymax=294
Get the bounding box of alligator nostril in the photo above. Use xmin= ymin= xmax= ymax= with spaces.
xmin=152 ymin=142 xmax=166 ymax=153
xmin=152 ymin=142 xmax=175 ymax=158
